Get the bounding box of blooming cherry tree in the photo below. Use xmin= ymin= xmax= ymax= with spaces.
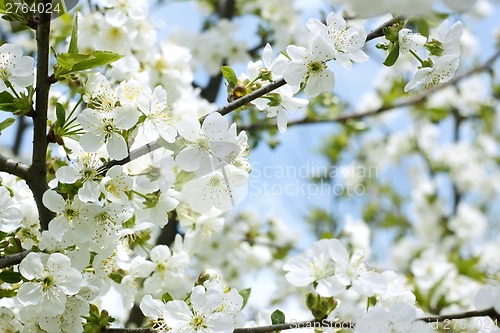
xmin=0 ymin=1 xmax=498 ymax=333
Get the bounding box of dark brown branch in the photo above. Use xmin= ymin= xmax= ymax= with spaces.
xmin=366 ymin=15 xmax=404 ymax=41
xmin=418 ymin=308 xmax=497 ymax=323
xmin=99 ymin=15 xmax=431 ymax=171
xmin=215 ymin=79 xmax=287 ymax=116
xmin=0 ymin=154 xmax=29 ymax=179
xmin=0 ymin=249 xmax=31 ymax=269
xmin=100 ymin=308 xmax=498 ymax=333
xmin=102 ymin=329 xmax=154 ymax=333
xmin=244 ymin=48 xmax=500 ymax=130
xmin=25 ymin=1 xmax=54 ymax=231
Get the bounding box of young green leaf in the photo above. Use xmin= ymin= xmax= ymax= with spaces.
xmin=56 ymin=103 xmax=66 ymax=128
xmin=68 ymin=13 xmax=79 ymax=54
xmin=0 ymin=91 xmax=16 ymax=112
xmin=161 ymin=292 xmax=173 ymax=303
xmin=383 ymin=41 xmax=400 ymax=67
xmin=71 ymin=51 xmax=123 ymax=72
xmin=221 ymin=66 xmax=238 ymax=87
xmin=271 ymin=309 xmax=285 ymax=325
xmin=0 ymin=118 xmax=15 ymax=133
xmin=239 ymin=288 xmax=251 ymax=308
xmin=0 ymin=270 xmax=23 ymax=283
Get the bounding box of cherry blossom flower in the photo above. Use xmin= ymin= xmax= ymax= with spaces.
xmin=475 ymin=284 xmax=500 ymax=313
xmin=252 ymin=84 xmax=308 ymax=132
xmin=0 ymin=186 xmax=23 ymax=233
xmin=404 ymin=55 xmax=460 ymax=91
xmin=307 ymin=12 xmax=368 ymax=70
xmin=182 ymin=164 xmax=248 ymax=213
xmin=283 ymin=36 xmax=335 ymax=97
xmin=137 ymin=85 xmax=177 ymax=143
xmin=140 ymin=294 xmax=171 ymax=332
xmin=283 ymin=239 xmax=341 ymax=294
xmin=17 ymin=252 xmax=83 ymax=316
xmin=432 ymin=20 xmax=463 ymax=58
xmin=143 ymin=245 xmax=191 ymax=298
xmin=399 ymin=29 xmax=427 ymax=54
xmin=100 ymin=165 xmax=133 ymax=203
xmin=55 ymin=153 xmax=102 ymax=202
xmin=42 ymin=190 xmax=92 ymax=241
xmin=284 ymin=238 xmax=386 ymax=297
xmin=83 ymin=73 xmax=119 ymax=112
xmin=0 ymin=43 xmax=34 ymax=93
xmin=356 ymin=302 xmax=433 ymax=333
xmin=175 ymin=112 xmax=240 ymax=174
xmin=162 ymin=285 xmax=243 ymax=333
xmin=101 ymin=0 xmax=148 ymax=26
xmin=86 ymin=202 xmax=132 ymax=254
xmin=78 ymin=105 xmax=139 ymax=160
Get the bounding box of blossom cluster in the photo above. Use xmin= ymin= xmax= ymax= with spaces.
xmin=0 ymin=0 xmax=497 ymax=332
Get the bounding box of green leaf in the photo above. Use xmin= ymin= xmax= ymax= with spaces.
xmin=56 ymin=51 xmax=123 ymax=77
xmin=161 ymin=292 xmax=173 ymax=303
xmin=68 ymin=13 xmax=79 ymax=54
xmin=271 ymin=309 xmax=285 ymax=325
xmin=0 ymin=270 xmax=23 ymax=283
xmin=0 ymin=118 xmax=15 ymax=133
xmin=238 ymin=288 xmax=251 ymax=308
xmin=0 ymin=288 xmax=16 ymax=299
xmin=108 ymin=272 xmax=123 ymax=284
xmin=71 ymin=51 xmax=123 ymax=72
xmin=383 ymin=41 xmax=400 ymax=67
xmin=57 ymin=53 xmax=92 ymax=69
xmin=221 ymin=66 xmax=238 ymax=87
xmin=0 ymin=91 xmax=14 ymax=104
xmin=416 ymin=18 xmax=430 ymax=37
xmin=0 ymin=91 xmax=17 ymax=112
xmin=56 ymin=103 xmax=66 ymax=128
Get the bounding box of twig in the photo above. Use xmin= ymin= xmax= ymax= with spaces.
xmin=243 ymin=48 xmax=500 ymax=130
xmin=98 ymin=15 xmax=422 ymax=171
xmin=99 ymin=308 xmax=498 ymax=333
xmin=25 ymin=1 xmax=54 ymax=231
xmin=418 ymin=308 xmax=497 ymax=323
xmin=0 ymin=249 xmax=31 ymax=269
xmin=0 ymin=154 xmax=29 ymax=179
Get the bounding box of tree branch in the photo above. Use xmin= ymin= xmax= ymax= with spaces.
xmin=25 ymin=2 xmax=54 ymax=231
xmin=243 ymin=48 xmax=500 ymax=130
xmin=0 ymin=154 xmax=29 ymax=179
xmin=0 ymin=249 xmax=31 ymax=269
xmin=100 ymin=308 xmax=498 ymax=333
xmin=98 ymin=15 xmax=426 ymax=171
xmin=418 ymin=308 xmax=498 ymax=323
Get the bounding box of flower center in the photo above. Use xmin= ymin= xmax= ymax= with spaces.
xmin=0 ymin=66 xmax=10 ymax=81
xmin=208 ymin=175 xmax=223 ymax=187
xmin=42 ymin=275 xmax=55 ymax=291
xmin=308 ymin=61 xmax=325 ymax=73
xmin=191 ymin=315 xmax=207 ymax=329
xmin=64 ymin=206 xmax=78 ymax=220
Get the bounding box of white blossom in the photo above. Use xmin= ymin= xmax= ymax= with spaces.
xmin=0 ymin=43 xmax=34 ymax=92
xmin=283 ymin=36 xmax=335 ymax=97
xmin=307 ymin=12 xmax=368 ymax=69
xmin=17 ymin=252 xmax=83 ymax=316
xmin=0 ymin=186 xmax=23 ymax=233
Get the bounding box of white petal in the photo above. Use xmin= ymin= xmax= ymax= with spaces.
xmin=55 ymin=166 xmax=79 ymax=184
xmin=106 ymin=134 xmax=129 ymax=160
xmin=42 ymin=190 xmax=66 ymax=213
